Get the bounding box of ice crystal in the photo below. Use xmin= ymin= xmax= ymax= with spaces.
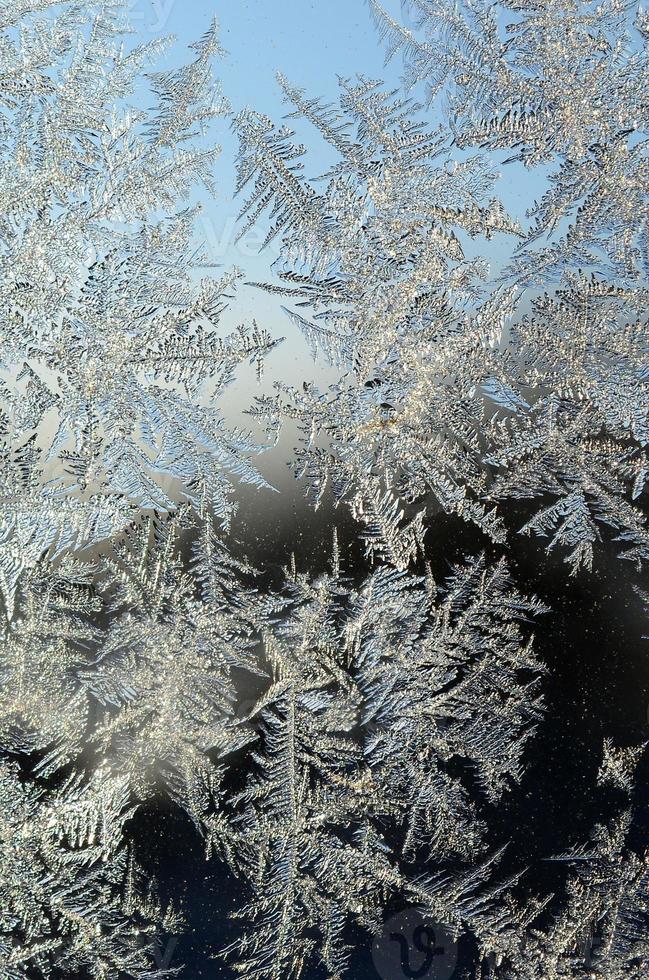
xmin=0 ymin=760 xmax=178 ymax=979
xmin=236 ymin=2 xmax=648 ymax=574
xmin=504 ymin=810 xmax=649 ymax=978
xmin=0 ymin=0 xmax=278 ymax=614
xmin=0 ymin=557 xmax=98 ymax=776
xmin=351 ymin=557 xmax=547 ymax=855
xmin=236 ymin=81 xmax=517 ymax=553
xmin=223 ymin=547 xmax=547 ymax=979
xmin=84 ymin=512 xmax=273 ymax=825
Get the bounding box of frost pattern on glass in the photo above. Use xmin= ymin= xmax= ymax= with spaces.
xmin=0 ymin=1 xmax=647 ymax=978
xmin=0 ymin=0 xmax=278 ymax=614
xmin=236 ymin=1 xmax=648 ymax=574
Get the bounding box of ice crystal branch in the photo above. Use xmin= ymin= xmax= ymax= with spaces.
xmin=236 ymin=3 xmax=648 ymax=572
xmin=0 ymin=760 xmax=179 ymax=979
xmin=0 ymin=0 xmax=280 ymax=613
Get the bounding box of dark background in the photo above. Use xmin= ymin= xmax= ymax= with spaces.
xmin=132 ymin=483 xmax=649 ymax=979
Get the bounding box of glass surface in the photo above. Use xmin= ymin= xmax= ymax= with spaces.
xmin=0 ymin=2 xmax=647 ymax=978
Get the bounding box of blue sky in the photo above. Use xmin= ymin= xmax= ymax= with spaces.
xmin=130 ymin=0 xmax=405 ymax=107
xmin=128 ymin=0 xmax=407 ymax=293
xmin=120 ymin=0 xmax=547 ymax=477
xmin=128 ymin=0 xmax=539 ymax=293
xmin=123 ymin=0 xmax=414 ymax=433
xmin=118 ymin=1 xmax=413 ymax=478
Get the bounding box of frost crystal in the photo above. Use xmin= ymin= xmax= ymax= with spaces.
xmin=0 ymin=0 xmax=278 ymax=613
xmin=236 ymin=2 xmax=648 ymax=573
